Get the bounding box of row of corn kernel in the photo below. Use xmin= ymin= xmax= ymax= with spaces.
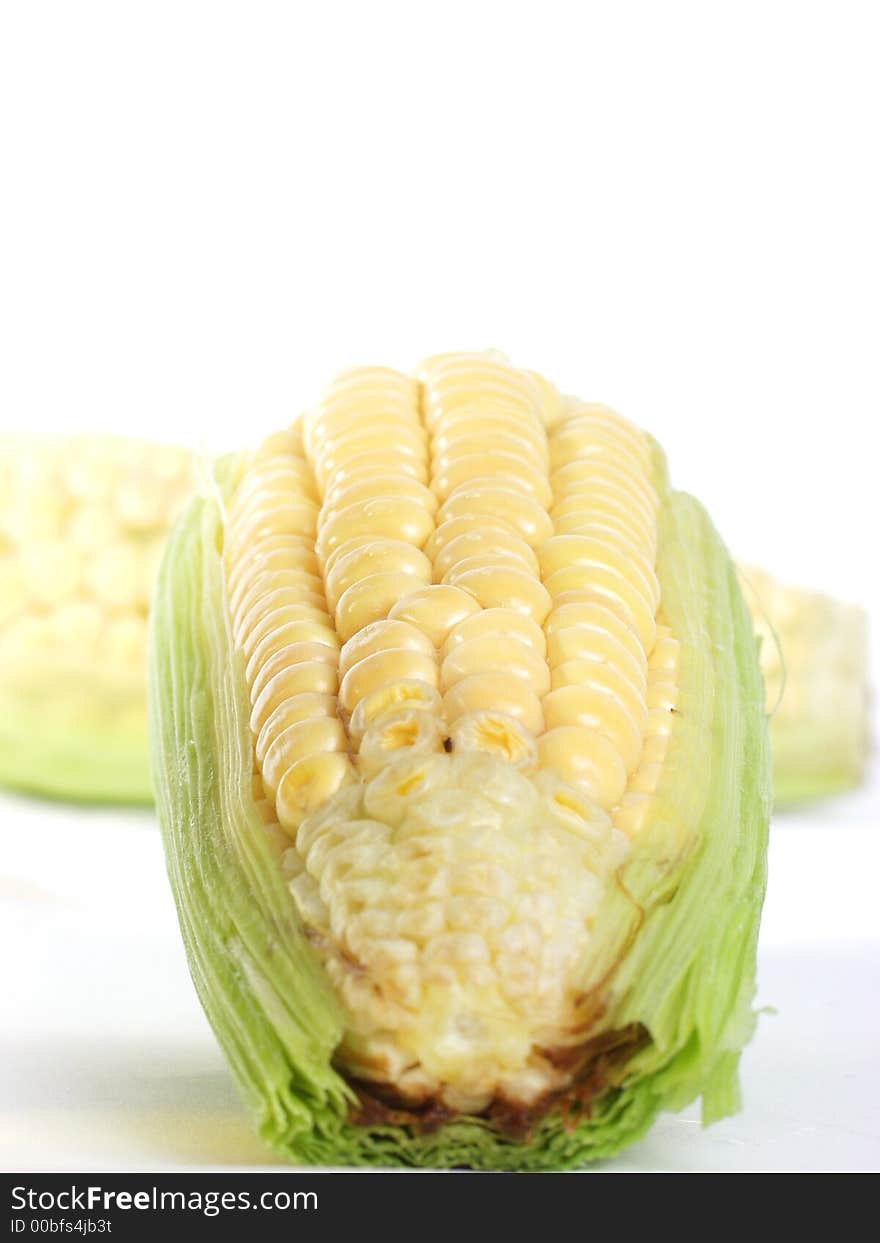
xmin=224 ymin=427 xmax=352 ymax=834
xmin=302 ymin=369 xmax=444 ymax=772
xmin=613 ymin=623 xmax=680 ymax=835
xmin=537 ymin=402 xmax=661 ymax=811
xmin=419 ymin=354 xmax=553 ymax=762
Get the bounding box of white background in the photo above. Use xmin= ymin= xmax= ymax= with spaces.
xmin=1 ymin=1 xmax=878 ymax=1172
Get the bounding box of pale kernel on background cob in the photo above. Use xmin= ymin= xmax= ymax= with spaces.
xmin=0 ymin=434 xmax=194 ymax=803
xmin=150 ymin=348 xmax=771 ymax=1168
xmin=738 ymin=564 xmax=870 ymax=807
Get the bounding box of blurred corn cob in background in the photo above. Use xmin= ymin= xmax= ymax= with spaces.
xmin=0 ymin=435 xmax=194 ymax=802
xmin=739 ymin=565 xmax=869 ymax=807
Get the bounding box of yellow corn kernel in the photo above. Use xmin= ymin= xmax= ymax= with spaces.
xmin=424 ymin=513 xmax=537 ymax=566
xmin=438 ymin=485 xmax=553 ymax=548
xmin=432 ymin=454 xmax=554 ymax=507
xmin=349 ymin=681 xmax=442 ymax=746
xmin=449 ymin=711 xmax=538 ymax=770
xmin=358 ymin=708 xmax=446 ymax=779
xmin=443 ymin=563 xmax=553 ymax=625
xmin=339 ymin=618 xmax=435 ymax=679
xmin=254 ymin=692 xmax=338 ymax=766
xmin=325 ymin=474 xmax=438 ymax=519
xmin=440 ymin=636 xmax=550 ymax=698
xmin=250 ymin=639 xmax=339 ymax=707
xmin=339 ymin=648 xmax=440 ymax=720
xmin=442 ymin=607 xmax=547 ymax=657
xmin=387 ymin=584 xmax=481 ymax=648
xmin=225 ymin=534 xmax=321 ymax=599
xmin=543 ymin=685 xmax=644 ymax=774
xmin=316 ymin=496 xmax=434 ymax=564
xmin=431 ymin=425 xmax=549 ymax=466
xmin=245 ymin=620 xmax=339 ymax=688
xmin=545 ymin=601 xmax=646 ymax=681
xmin=335 ymin=570 xmax=433 ymax=643
xmin=239 ymin=600 xmax=334 ymax=663
xmin=442 ymin=672 xmax=544 ymax=736
xmin=537 ymin=726 xmax=628 ymax=810
xmin=430 ymin=527 xmax=540 ymax=581
xmin=250 ymin=662 xmax=339 ymax=739
xmin=275 ymin=751 xmax=356 ymax=832
xmin=261 ymin=715 xmax=348 ymax=797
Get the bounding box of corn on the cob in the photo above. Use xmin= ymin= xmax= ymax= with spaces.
xmin=739 ymin=565 xmax=869 ymax=807
xmin=0 ymin=434 xmax=193 ymax=802
xmin=151 ymin=351 xmax=770 ymax=1168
